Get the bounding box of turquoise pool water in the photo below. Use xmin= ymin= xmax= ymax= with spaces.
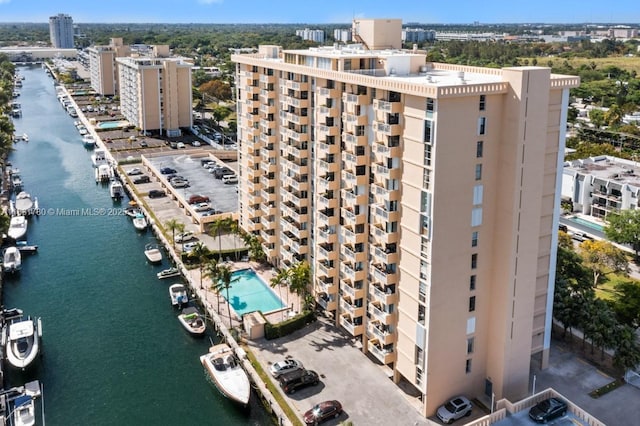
xmin=225 ymin=268 xmax=286 ymax=315
xmin=97 ymin=120 xmax=128 ymax=130
xmin=568 ymin=216 xmax=605 ymax=232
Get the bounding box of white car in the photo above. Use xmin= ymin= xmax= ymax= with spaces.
xmin=177 ymin=142 xmax=186 ymax=149
xmin=192 ymin=141 xmax=201 ymax=147
xmin=269 ymin=359 xmax=303 ymax=378
xmin=194 ymin=203 xmax=211 ymax=212
xmin=182 ymin=242 xmax=199 ymax=253
xmin=436 ymin=396 xmax=472 ymax=424
xmin=175 ymin=231 xmax=194 ymax=243
xmin=127 ymin=167 xmax=143 ymax=176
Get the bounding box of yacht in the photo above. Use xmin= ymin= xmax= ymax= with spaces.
xmin=5 ymin=316 xmax=41 ymax=370
xmin=95 ymin=164 xmax=113 ymax=183
xmin=11 ymin=172 xmax=23 ymax=192
xmin=169 ymin=283 xmax=189 ymax=307
xmin=3 ymin=246 xmax=22 ymax=273
xmin=8 ymin=216 xmax=28 ymax=240
xmin=109 ymin=179 xmax=125 ymax=200
xmin=15 ymin=191 xmax=37 ymax=216
xmin=144 ymin=243 xmax=162 ymax=263
xmin=91 ymin=149 xmax=108 ymax=168
xmin=200 ymin=344 xmax=251 ymax=407
xmin=82 ymin=134 xmax=96 ymax=147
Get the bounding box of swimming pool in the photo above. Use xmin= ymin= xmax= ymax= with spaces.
xmin=567 ymin=216 xmax=605 ymax=232
xmin=223 ymin=269 xmax=286 ymax=316
xmin=96 ymin=120 xmax=129 ymax=130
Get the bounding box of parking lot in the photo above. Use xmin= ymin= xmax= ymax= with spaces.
xmin=247 ymin=316 xmax=429 ymax=426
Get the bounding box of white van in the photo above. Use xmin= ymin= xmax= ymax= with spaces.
xmin=222 ymin=175 xmax=238 ymax=184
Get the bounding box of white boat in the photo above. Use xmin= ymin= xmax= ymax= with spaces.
xmin=95 ymin=164 xmax=113 ymax=183
xmin=5 ymin=316 xmax=41 ymax=370
xmin=157 ymin=267 xmax=181 ymax=279
xmin=109 ymin=180 xmax=125 ymax=200
xmin=12 ymin=394 xmax=35 ymax=426
xmin=177 ymin=307 xmax=206 ymax=336
xmin=144 ymin=243 xmax=162 ymax=263
xmin=91 ymin=149 xmax=108 ymax=167
xmin=82 ymin=134 xmax=96 ymax=147
xmin=11 ymin=173 xmax=23 ymax=191
xmin=15 ymin=191 xmax=35 ymax=215
xmin=200 ymin=344 xmax=251 ymax=407
xmin=3 ymin=246 xmax=22 ymax=273
xmin=169 ymin=283 xmax=189 ymax=307
xmin=8 ymin=216 xmax=27 ymax=240
xmin=133 ymin=213 xmax=148 ymax=231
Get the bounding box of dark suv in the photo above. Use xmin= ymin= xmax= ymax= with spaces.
xmin=279 ymin=369 xmax=319 ymax=394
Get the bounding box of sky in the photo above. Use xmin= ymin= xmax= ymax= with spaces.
xmin=0 ymin=0 xmax=639 ymax=24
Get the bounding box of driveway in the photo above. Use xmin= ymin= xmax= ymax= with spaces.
xmin=247 ymin=315 xmax=429 ymax=426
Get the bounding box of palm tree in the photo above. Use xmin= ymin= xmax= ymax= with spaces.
xmin=164 ymin=218 xmax=185 ymax=250
xmin=208 ymin=218 xmax=228 ymax=257
xmin=204 ymin=258 xmax=221 ymax=312
xmin=188 ymin=242 xmax=210 ymax=289
xmin=270 ymin=267 xmax=291 ymax=313
xmin=229 ymin=219 xmax=240 ymax=261
xmin=213 ymin=265 xmax=239 ymax=326
xmin=288 ymin=261 xmax=311 ymax=312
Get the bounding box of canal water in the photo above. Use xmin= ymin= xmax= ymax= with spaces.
xmin=5 ymin=66 xmax=271 ymax=425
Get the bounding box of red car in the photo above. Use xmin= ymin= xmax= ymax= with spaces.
xmin=188 ymin=195 xmax=210 ymax=204
xmin=303 ymin=400 xmax=342 ymax=425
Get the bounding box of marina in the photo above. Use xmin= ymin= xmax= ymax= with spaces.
xmin=1 ymin=65 xmax=271 ymax=425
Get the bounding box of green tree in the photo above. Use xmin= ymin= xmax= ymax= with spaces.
xmin=579 ymin=239 xmax=628 ymax=287
xmin=270 ymin=267 xmax=291 ymax=312
xmin=209 ymin=217 xmax=232 ymax=257
xmin=204 ymin=258 xmax=221 ymax=313
xmin=213 ymin=265 xmax=239 ymax=326
xmin=164 ymin=218 xmax=185 ymax=250
xmin=613 ymin=324 xmax=640 ymax=371
xmin=588 ymin=109 xmax=606 ymax=128
xmin=605 ymin=210 xmax=640 ymax=262
xmin=188 ymin=242 xmax=210 ymax=289
xmin=611 ymin=281 xmax=640 ymax=330
xmin=604 ymin=104 xmax=624 ymax=127
xmin=289 ymin=261 xmax=311 ymax=312
xmin=0 ymin=212 xmax=10 ymax=236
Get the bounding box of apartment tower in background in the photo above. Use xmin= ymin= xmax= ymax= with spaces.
xmin=116 ymin=55 xmax=193 ymax=137
xmin=87 ymin=38 xmax=132 ymax=96
xmin=49 ymin=13 xmax=74 ymax=49
xmin=232 ymin=19 xmax=579 ymax=418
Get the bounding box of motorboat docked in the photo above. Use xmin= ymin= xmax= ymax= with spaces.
xmin=11 ymin=172 xmax=23 ymax=192
xmin=12 ymin=394 xmax=36 ymax=426
xmin=157 ymin=267 xmax=181 ymax=280
xmin=133 ymin=212 xmax=148 ymax=231
xmin=95 ymin=164 xmax=113 ymax=183
xmin=200 ymin=344 xmax=250 ymax=407
xmin=82 ymin=134 xmax=96 ymax=147
xmin=124 ymin=207 xmax=141 ymax=218
xmin=15 ymin=240 xmax=38 ymax=254
xmin=177 ymin=306 xmax=206 ymax=336
xmin=13 ymin=133 xmax=28 ymax=143
xmin=14 ymin=191 xmax=38 ymax=216
xmin=109 ymin=179 xmax=125 ymax=200
xmin=3 ymin=246 xmax=22 ymax=273
xmin=169 ymin=283 xmax=189 ymax=307
xmin=144 ymin=243 xmax=162 ymax=263
xmin=91 ymin=149 xmax=108 ymax=167
xmin=8 ymin=216 xmax=28 ymax=240
xmin=5 ymin=316 xmax=42 ymax=370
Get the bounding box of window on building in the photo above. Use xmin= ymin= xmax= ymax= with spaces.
xmin=475 ymin=164 xmax=482 ymax=181
xmin=467 ymin=337 xmax=475 ymax=354
xmin=473 ymin=185 xmax=483 ymax=205
xmin=469 ymin=296 xmax=476 ymax=312
xmin=426 ymin=98 xmax=434 ymax=114
xmin=466 ymin=359 xmax=472 ymax=374
xmin=424 ymin=120 xmax=433 ymax=143
xmin=478 ymin=117 xmax=487 ymax=135
xmin=470 ymin=275 xmax=476 ymax=291
xmin=471 ymin=254 xmax=477 ymax=269
xmin=471 ymin=207 xmax=483 ymax=227
xmin=479 ymin=95 xmax=486 ymax=111
xmin=476 ymin=141 xmax=483 ymax=158
xmin=471 ymin=231 xmax=478 ymax=247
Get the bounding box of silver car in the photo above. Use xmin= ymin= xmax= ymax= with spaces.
xmin=436 ymin=396 xmax=472 ymax=424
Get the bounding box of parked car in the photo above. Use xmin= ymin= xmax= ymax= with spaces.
xmin=171 ymin=180 xmax=189 ymax=189
xmin=436 ymin=396 xmax=472 ymax=424
xmin=175 ymin=231 xmax=194 ymax=243
xmin=571 ymin=232 xmax=593 ymax=242
xmin=139 ymin=140 xmax=148 ymax=147
xmin=191 ymin=141 xmax=201 ymax=147
xmin=127 ymin=167 xmax=143 ymax=176
xmin=279 ymin=369 xmax=319 ymax=394
xmin=182 ymin=241 xmax=199 ymax=253
xmin=214 ymin=168 xmax=235 ymax=179
xmin=160 ymin=167 xmax=177 ymax=175
xmin=176 ymin=142 xmax=186 ymax=149
xmin=200 ymin=209 xmax=222 ymax=217
xmin=200 ymin=159 xmax=214 ymax=166
xmin=148 ymin=189 xmax=166 ymax=198
xmin=169 ymin=141 xmax=178 ymax=149
xmin=188 ymin=195 xmax=210 ymax=204
xmin=222 ymin=175 xmax=238 ymax=184
xmin=528 ymin=397 xmax=567 ymax=423
xmin=269 ymin=359 xmax=303 ymax=378
xmin=303 ymin=400 xmax=342 ymax=425
xmin=193 ymin=202 xmax=211 ymax=212
xmin=133 ymin=175 xmax=151 ymax=184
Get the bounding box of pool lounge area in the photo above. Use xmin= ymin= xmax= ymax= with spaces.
xmin=223 ymin=268 xmax=286 ymax=316
xmin=95 ymin=120 xmax=129 ymax=130
xmin=567 ymin=215 xmax=605 ymax=232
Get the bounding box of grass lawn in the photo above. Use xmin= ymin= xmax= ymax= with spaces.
xmin=522 ymin=56 xmax=640 ymax=74
xmin=596 ymin=272 xmax=640 ymax=301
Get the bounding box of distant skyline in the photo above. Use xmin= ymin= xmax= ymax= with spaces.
xmin=0 ymin=0 xmax=639 ymax=24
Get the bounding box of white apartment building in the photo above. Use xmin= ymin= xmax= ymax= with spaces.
xmin=296 ymin=29 xmax=325 ymax=43
xmin=49 ymin=14 xmax=74 ymax=49
xmin=232 ymin=19 xmax=578 ymax=418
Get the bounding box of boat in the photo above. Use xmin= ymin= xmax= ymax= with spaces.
xmin=15 ymin=240 xmax=38 ymax=254
xmin=95 ymin=164 xmax=113 ymax=183
xmin=144 ymin=243 xmax=162 ymax=263
xmin=91 ymin=149 xmax=108 ymax=167
xmin=133 ymin=212 xmax=148 ymax=231
xmin=124 ymin=206 xmax=141 ymax=218
xmin=109 ymin=179 xmax=125 ymax=200
xmin=15 ymin=191 xmax=37 ymax=215
xmin=8 ymin=216 xmax=28 ymax=240
xmin=12 ymin=395 xmax=35 ymax=426
xmin=3 ymin=246 xmax=22 ymax=273
xmin=82 ymin=134 xmax=96 ymax=147
xmin=200 ymin=344 xmax=251 ymax=407
xmin=157 ymin=267 xmax=181 ymax=279
xmin=11 ymin=173 xmax=23 ymax=192
xmin=169 ymin=283 xmax=189 ymax=307
xmin=5 ymin=316 xmax=41 ymax=370
xmin=177 ymin=306 xmax=206 ymax=336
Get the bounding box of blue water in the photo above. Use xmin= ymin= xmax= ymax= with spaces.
xmin=568 ymin=216 xmax=605 ymax=232
xmin=226 ymin=269 xmax=286 ymax=315
xmin=5 ymin=66 xmax=271 ymax=425
xmin=96 ymin=120 xmax=127 ymax=129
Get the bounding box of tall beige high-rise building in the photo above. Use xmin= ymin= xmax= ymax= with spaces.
xmin=116 ymin=56 xmax=193 ymax=137
xmin=232 ymin=19 xmax=579 ymax=417
xmin=87 ymin=38 xmax=131 ymax=96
